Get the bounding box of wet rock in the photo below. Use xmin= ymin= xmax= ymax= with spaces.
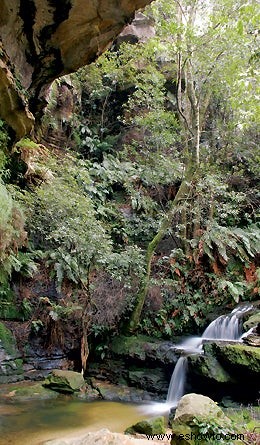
xmin=128 ymin=369 xmax=168 ymax=393
xmin=243 ymin=332 xmax=260 ymax=347
xmin=188 ymin=354 xmax=234 ymax=383
xmin=243 ymin=310 xmax=260 ymax=331
xmin=43 ymin=370 xmax=85 ymax=393
xmin=91 ymin=378 xmax=153 ymax=402
xmin=125 ymin=416 xmax=166 ymax=435
xmin=89 ymin=335 xmax=176 ymax=396
xmin=3 ymin=382 xmax=59 ymax=401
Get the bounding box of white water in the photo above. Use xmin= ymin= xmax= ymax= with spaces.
xmin=166 ymin=356 xmax=188 ymax=407
xmin=166 ymin=304 xmax=252 ymax=408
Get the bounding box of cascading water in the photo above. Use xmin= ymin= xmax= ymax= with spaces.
xmin=166 ymin=356 xmax=188 ymax=407
xmin=166 ymin=305 xmax=252 ymax=408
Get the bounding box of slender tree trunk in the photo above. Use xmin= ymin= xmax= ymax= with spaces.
xmin=125 ymin=162 xmax=196 ymax=332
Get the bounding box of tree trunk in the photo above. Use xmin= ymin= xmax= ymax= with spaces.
xmin=125 ymin=161 xmax=196 ymax=333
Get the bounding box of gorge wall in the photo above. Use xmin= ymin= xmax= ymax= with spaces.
xmin=0 ymin=0 xmax=152 ymax=137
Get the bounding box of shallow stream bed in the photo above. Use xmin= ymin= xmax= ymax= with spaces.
xmin=0 ymin=398 xmax=150 ymax=445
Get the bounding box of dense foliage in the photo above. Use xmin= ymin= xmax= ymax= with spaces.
xmin=0 ymin=0 xmax=259 ymax=360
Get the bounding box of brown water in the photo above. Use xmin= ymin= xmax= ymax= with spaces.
xmin=0 ymin=399 xmax=150 ymax=445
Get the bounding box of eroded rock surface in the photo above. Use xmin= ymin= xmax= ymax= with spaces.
xmin=44 ymin=429 xmax=170 ymax=445
xmin=0 ymin=0 xmax=152 ymax=135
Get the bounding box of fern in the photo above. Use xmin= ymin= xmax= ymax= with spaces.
xmin=200 ymin=223 xmax=260 ymax=264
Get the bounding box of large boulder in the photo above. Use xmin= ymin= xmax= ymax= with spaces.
xmin=43 ymin=369 xmax=85 ymax=393
xmin=171 ymin=393 xmax=232 ymax=445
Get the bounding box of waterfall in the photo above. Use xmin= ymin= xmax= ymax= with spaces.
xmin=166 ymin=304 xmax=252 ymax=407
xmin=166 ymin=356 xmax=188 ymax=406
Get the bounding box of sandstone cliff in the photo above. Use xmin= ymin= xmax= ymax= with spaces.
xmin=0 ymin=0 xmax=152 ymax=137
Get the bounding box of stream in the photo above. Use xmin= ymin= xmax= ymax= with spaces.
xmin=0 ymin=398 xmax=149 ymax=445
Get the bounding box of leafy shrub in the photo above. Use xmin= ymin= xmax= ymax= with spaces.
xmin=0 ymin=181 xmax=27 ymax=285
xmin=23 ymin=162 xmax=112 ymax=290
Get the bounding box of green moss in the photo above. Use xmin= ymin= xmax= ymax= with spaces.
xmin=14 ymin=359 xmax=24 ymax=373
xmin=243 ymin=312 xmax=260 ymax=330
xmin=125 ymin=416 xmax=165 ymax=435
xmin=7 ymin=383 xmax=59 ymax=400
xmin=111 ymin=335 xmax=157 ymax=360
xmin=188 ymin=354 xmax=234 ymax=383
xmin=209 ymin=343 xmax=260 ymax=374
xmin=43 ymin=370 xmax=85 ymax=394
xmin=15 ymin=138 xmax=39 ymax=150
xmin=0 ymin=322 xmax=17 ymax=355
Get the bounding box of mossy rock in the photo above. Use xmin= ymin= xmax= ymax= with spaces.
xmin=110 ymin=335 xmax=177 ymax=364
xmin=43 ymin=370 xmax=85 ymax=393
xmin=125 ymin=416 xmax=165 ymax=435
xmin=171 ymin=394 xmax=232 ymax=445
xmin=0 ymin=322 xmax=17 ymax=355
xmin=243 ymin=312 xmax=260 ymax=330
xmin=204 ymin=342 xmax=260 ymax=375
xmin=111 ymin=335 xmax=157 ymax=361
xmin=6 ymin=383 xmax=59 ymax=401
xmin=188 ymin=354 xmax=234 ymax=383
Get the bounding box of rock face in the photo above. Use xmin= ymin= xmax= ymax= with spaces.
xmin=116 ymin=12 xmax=155 ymax=45
xmin=43 ymin=369 xmax=85 ymax=393
xmin=0 ymin=322 xmax=24 ymax=383
xmin=91 ymin=378 xmax=153 ymax=402
xmin=88 ymin=335 xmax=178 ymax=397
xmin=0 ymin=0 xmax=152 ymax=135
xmin=188 ymin=341 xmax=259 ymax=402
xmin=203 ymin=342 xmax=260 ymax=376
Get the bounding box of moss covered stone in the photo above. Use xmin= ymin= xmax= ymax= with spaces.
xmin=125 ymin=416 xmax=165 ymax=435
xmin=6 ymin=382 xmax=59 ymax=401
xmin=171 ymin=394 xmax=232 ymax=445
xmin=0 ymin=322 xmax=17 ymax=355
xmin=243 ymin=312 xmax=260 ymax=331
xmin=204 ymin=342 xmax=260 ymax=375
xmin=43 ymin=369 xmax=85 ymax=393
xmin=110 ymin=335 xmax=177 ymax=364
xmin=188 ymin=354 xmax=234 ymax=383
